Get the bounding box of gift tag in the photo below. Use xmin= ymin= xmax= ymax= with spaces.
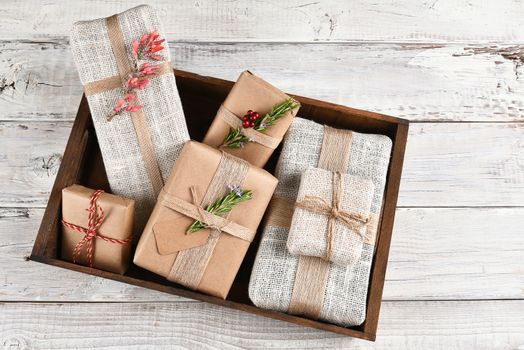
xmin=153 ymin=217 xmax=210 ymax=255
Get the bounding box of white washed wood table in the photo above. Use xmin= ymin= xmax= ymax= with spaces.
xmin=1 ymin=1 xmax=523 ymax=349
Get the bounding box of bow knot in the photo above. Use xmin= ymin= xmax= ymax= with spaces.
xmin=61 ymin=189 xmax=131 ymax=267
xmin=189 ymin=186 xmax=231 ymax=234
xmin=295 ymin=171 xmax=370 ymax=261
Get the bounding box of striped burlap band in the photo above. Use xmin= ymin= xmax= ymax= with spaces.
xmin=82 ymin=15 xmax=174 ymax=196
xmin=217 ymin=104 xmax=282 ymax=149
xmin=166 ymin=152 xmax=251 ymax=289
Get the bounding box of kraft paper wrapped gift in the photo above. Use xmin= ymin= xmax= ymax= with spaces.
xmin=134 ymin=141 xmax=278 ymax=299
xmin=61 ymin=184 xmax=134 ymax=274
xmin=70 ymin=5 xmax=189 ymax=238
xmin=287 ymin=167 xmax=376 ymax=268
xmin=202 ymin=71 xmax=300 ymax=167
xmin=249 ymin=117 xmax=392 ymax=327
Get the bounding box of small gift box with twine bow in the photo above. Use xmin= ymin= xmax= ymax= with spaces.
xmin=134 ymin=141 xmax=278 ymax=299
xmin=61 ymin=185 xmax=134 ymax=274
xmin=288 ymin=168 xmax=378 ymax=268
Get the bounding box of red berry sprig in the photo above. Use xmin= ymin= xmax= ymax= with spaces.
xmin=241 ymin=110 xmax=261 ymax=128
xmin=221 ymin=99 xmax=300 ymax=148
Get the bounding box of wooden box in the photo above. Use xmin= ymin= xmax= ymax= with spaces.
xmin=31 ymin=70 xmax=408 ymax=341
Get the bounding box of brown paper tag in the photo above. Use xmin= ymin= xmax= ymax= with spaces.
xmin=153 ymin=218 xmax=210 ymax=255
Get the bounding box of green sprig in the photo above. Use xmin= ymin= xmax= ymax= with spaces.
xmin=220 ymin=98 xmax=300 ymax=148
xmin=220 ymin=127 xmax=251 ymax=149
xmin=186 ymin=185 xmax=252 ymax=233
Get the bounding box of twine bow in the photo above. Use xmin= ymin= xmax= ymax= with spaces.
xmin=189 ymin=186 xmax=231 ymax=233
xmin=61 ymin=189 xmax=131 ymax=267
xmin=294 ymin=171 xmax=370 ymax=261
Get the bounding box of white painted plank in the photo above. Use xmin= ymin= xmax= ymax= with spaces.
xmin=1 ymin=121 xmax=524 ymax=208
xmin=385 ymin=207 xmax=524 ymax=300
xmin=1 ymin=0 xmax=523 ymax=43
xmin=400 ymin=122 xmax=524 ymax=206
xmin=2 ymin=207 xmax=523 ymax=301
xmin=0 ymin=301 xmax=523 ymax=349
xmin=1 ymin=42 xmax=524 ymax=122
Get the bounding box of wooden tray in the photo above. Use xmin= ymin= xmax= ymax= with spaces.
xmin=30 ymin=69 xmax=408 ymax=341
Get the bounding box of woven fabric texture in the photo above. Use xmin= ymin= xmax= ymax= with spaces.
xmin=249 ymin=117 xmax=392 ymax=327
xmin=70 ymin=5 xmax=189 ymax=238
xmin=287 ymin=167 xmax=375 ymax=267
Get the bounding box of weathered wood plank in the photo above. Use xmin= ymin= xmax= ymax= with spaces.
xmin=385 ymin=207 xmax=524 ymax=300
xmin=1 ymin=0 xmax=523 ymax=43
xmin=0 ymin=300 xmax=523 ymax=349
xmin=1 ymin=121 xmax=523 ymax=208
xmin=1 ymin=42 xmax=523 ymax=122
xmin=2 ymin=207 xmax=522 ymax=301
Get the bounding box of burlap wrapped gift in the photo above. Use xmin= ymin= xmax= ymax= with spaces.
xmin=249 ymin=117 xmax=391 ymax=327
xmin=70 ymin=5 xmax=189 ymax=239
xmin=287 ymin=167 xmax=376 ymax=268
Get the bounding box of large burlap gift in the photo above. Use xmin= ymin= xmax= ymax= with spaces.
xmin=248 ymin=117 xmax=391 ymax=327
xmin=70 ymin=5 xmax=189 ymax=239
xmin=287 ymin=167 xmax=376 ymax=268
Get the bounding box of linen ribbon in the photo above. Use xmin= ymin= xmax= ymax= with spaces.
xmin=165 ymin=152 xmax=251 ymax=289
xmin=294 ymin=171 xmax=370 ymax=261
xmin=217 ymin=104 xmax=282 ymax=149
xmin=80 ymin=14 xmax=172 ymax=196
xmin=61 ymin=189 xmax=131 ymax=267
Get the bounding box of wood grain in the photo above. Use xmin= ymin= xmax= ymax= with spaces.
xmin=2 ymin=207 xmax=523 ymax=301
xmin=1 ymin=121 xmax=523 ymax=208
xmin=0 ymin=0 xmax=523 ymax=43
xmin=1 ymin=42 xmax=523 ymax=122
xmin=0 ymin=301 xmax=523 ymax=349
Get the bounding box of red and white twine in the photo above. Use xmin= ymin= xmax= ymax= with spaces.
xmin=61 ymin=189 xmax=131 ymax=267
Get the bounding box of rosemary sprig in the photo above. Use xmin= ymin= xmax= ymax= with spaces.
xmin=220 ymin=98 xmax=300 ymax=148
xmin=255 ymin=98 xmax=299 ymax=132
xmin=221 ymin=127 xmax=252 ymax=149
xmin=186 ymin=185 xmax=252 ymax=233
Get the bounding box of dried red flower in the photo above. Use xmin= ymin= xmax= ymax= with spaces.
xmin=109 ymin=31 xmax=166 ymax=120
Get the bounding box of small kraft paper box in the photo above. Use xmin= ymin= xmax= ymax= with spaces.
xmin=134 ymin=141 xmax=278 ymax=299
xmin=202 ymin=71 xmax=300 ymax=167
xmin=61 ymin=184 xmax=134 ymax=274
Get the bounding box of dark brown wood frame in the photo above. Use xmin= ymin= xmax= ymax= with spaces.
xmin=30 ymin=69 xmax=408 ymax=341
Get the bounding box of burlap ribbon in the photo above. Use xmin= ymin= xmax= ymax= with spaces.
xmin=164 ymin=152 xmax=251 ymax=289
xmin=266 ymin=126 xmax=377 ymax=318
xmin=294 ymin=171 xmax=371 ymax=261
xmin=80 ymin=15 xmax=174 ymax=196
xmin=217 ymin=104 xmax=282 ymax=149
